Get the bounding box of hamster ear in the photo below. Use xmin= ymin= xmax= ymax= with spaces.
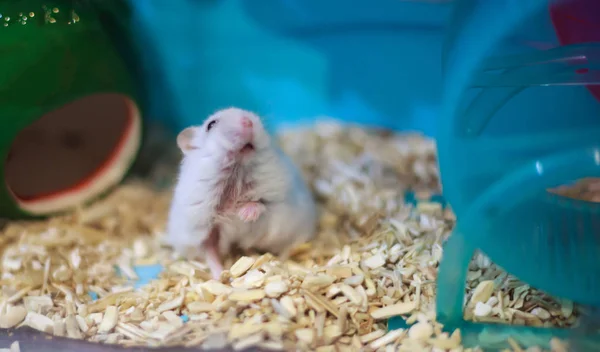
xmin=177 ymin=127 xmax=198 ymax=154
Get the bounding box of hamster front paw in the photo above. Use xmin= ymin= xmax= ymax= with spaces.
xmin=237 ymin=201 xmax=266 ymax=222
xmin=171 ymin=243 xmax=204 ymax=261
xmin=204 ymin=244 xmax=224 ymax=280
xmin=163 ymin=232 xmax=203 ymax=259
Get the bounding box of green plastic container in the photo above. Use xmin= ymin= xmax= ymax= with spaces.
xmin=0 ymin=0 xmax=142 ymax=219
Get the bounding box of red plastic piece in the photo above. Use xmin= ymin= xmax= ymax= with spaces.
xmin=550 ymin=0 xmax=600 ymax=101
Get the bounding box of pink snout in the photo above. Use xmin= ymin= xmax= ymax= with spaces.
xmin=225 ymin=116 xmax=254 ymax=151
xmin=238 ymin=116 xmax=254 ymax=140
xmin=241 ymin=116 xmax=253 ymax=128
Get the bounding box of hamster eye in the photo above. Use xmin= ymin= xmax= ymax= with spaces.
xmin=206 ymin=120 xmax=217 ymax=132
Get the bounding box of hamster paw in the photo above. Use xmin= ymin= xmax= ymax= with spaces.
xmin=206 ymin=257 xmax=224 ymax=280
xmin=205 ymin=242 xmax=224 ymax=280
xmin=237 ymin=201 xmax=265 ymax=222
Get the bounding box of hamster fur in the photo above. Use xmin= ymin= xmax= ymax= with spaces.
xmin=165 ymin=107 xmax=317 ymax=278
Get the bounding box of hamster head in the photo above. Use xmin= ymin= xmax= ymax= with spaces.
xmin=176 ymin=107 xmax=271 ymax=159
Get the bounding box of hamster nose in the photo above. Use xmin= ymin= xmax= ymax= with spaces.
xmin=241 ymin=116 xmax=253 ymax=128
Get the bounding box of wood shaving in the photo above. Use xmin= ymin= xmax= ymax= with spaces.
xmin=0 ymin=341 xmax=20 ymax=352
xmin=548 ymin=177 xmax=600 ymax=202
xmin=0 ymin=305 xmax=26 ymax=329
xmin=407 ymin=321 xmax=433 ymax=340
xmin=371 ymin=302 xmax=417 ymax=319
xmin=228 ymin=290 xmax=265 ymax=302
xmin=98 ymin=306 xmax=119 ymax=333
xmin=22 ymin=312 xmax=53 ymax=334
xmin=264 ymin=281 xmax=288 ymax=298
xmin=0 ymin=120 xmax=577 ymax=350
xmin=549 ymin=338 xmax=569 ymax=352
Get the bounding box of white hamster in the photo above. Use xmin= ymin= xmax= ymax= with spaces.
xmin=165 ymin=107 xmax=317 ymax=279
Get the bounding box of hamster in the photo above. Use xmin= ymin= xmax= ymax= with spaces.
xmin=165 ymin=107 xmax=318 ymax=279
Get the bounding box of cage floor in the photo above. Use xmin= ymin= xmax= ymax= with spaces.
xmin=0 ymin=121 xmax=576 ymax=351
xmin=0 ymin=326 xmax=261 ymax=352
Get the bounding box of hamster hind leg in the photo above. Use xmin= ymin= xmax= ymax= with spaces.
xmin=204 ymin=226 xmax=224 ymax=279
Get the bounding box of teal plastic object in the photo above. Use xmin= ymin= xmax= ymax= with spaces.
xmin=126 ymin=0 xmax=450 ymax=137
xmin=434 ymin=0 xmax=600 ymax=349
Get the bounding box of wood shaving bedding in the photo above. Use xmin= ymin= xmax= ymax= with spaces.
xmin=549 ymin=178 xmax=600 ymax=202
xmin=0 ymin=120 xmax=576 ymax=351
